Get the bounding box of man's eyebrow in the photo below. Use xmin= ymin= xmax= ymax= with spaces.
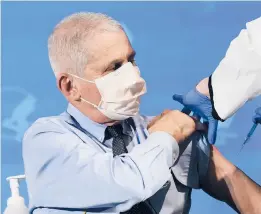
xmin=128 ymin=50 xmax=136 ymax=59
xmin=105 ymin=58 xmax=123 ymax=69
xmin=104 ymin=50 xmax=137 ymax=70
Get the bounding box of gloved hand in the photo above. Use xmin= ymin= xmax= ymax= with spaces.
xmin=253 ymin=107 xmax=261 ymax=124
xmin=173 ymin=88 xmax=218 ymax=144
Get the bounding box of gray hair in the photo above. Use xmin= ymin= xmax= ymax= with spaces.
xmin=48 ymin=12 xmax=123 ymax=77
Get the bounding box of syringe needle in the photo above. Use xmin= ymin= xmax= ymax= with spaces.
xmin=240 ymin=142 xmax=246 ymax=152
xmin=240 ymin=123 xmax=258 ymax=152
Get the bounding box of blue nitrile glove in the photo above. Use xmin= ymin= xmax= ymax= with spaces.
xmin=173 ymin=88 xmax=218 ymax=144
xmin=253 ymin=107 xmax=261 ymax=124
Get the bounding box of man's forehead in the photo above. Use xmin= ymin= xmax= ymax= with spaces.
xmin=87 ymin=30 xmax=134 ymax=65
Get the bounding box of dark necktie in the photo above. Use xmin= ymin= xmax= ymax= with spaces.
xmin=106 ymin=124 xmax=152 ymax=214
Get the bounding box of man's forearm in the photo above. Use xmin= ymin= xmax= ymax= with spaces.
xmin=202 ymin=146 xmax=261 ymax=214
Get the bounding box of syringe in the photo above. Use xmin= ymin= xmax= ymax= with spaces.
xmin=240 ymin=123 xmax=258 ymax=151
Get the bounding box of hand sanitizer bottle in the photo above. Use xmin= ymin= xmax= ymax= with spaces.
xmin=4 ymin=175 xmax=29 ymax=214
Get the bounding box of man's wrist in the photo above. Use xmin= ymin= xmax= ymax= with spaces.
xmin=196 ymin=77 xmax=210 ymax=98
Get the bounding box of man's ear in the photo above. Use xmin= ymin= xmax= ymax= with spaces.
xmin=56 ymin=73 xmax=81 ymax=101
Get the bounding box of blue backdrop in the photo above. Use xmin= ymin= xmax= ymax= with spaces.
xmin=2 ymin=2 xmax=261 ymax=213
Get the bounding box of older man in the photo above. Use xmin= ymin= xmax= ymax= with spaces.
xmin=23 ymin=12 xmax=260 ymax=214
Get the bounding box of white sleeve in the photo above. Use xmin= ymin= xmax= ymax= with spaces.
xmin=209 ymin=16 xmax=261 ymax=121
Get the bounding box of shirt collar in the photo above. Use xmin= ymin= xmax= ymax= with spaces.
xmin=66 ymin=104 xmax=134 ymax=142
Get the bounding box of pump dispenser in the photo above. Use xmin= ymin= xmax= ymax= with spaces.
xmin=4 ymin=175 xmax=29 ymax=214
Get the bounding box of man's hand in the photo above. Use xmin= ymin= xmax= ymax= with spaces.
xmin=253 ymin=107 xmax=261 ymax=124
xmin=148 ymin=110 xmax=203 ymax=143
xmin=173 ymin=78 xmax=218 ymax=144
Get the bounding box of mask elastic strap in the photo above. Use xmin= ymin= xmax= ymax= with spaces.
xmin=67 ymin=73 xmax=102 ymax=109
xmin=80 ymin=97 xmax=100 ymax=109
xmin=68 ymin=73 xmax=95 ymax=84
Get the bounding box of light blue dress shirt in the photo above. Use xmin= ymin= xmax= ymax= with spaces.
xmin=23 ymin=104 xmax=210 ymax=214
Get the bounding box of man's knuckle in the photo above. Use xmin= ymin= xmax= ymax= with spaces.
xmin=163 ymin=109 xmax=171 ymax=114
xmin=172 ymin=110 xmax=181 ymax=115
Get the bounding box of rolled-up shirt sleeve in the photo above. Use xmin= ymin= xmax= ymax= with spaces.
xmin=171 ymin=132 xmax=210 ymax=189
xmin=23 ymin=126 xmax=179 ymax=213
xmin=209 ymin=16 xmax=261 ymax=121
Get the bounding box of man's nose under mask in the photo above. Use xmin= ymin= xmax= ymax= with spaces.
xmin=69 ymin=62 xmax=147 ymax=120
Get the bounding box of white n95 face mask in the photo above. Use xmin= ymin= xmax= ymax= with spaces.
xmin=69 ymin=62 xmax=147 ymax=120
